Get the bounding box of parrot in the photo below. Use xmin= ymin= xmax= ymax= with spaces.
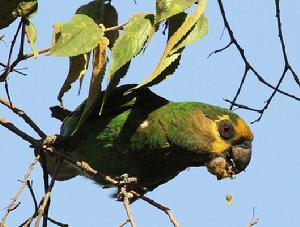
xmin=46 ymin=84 xmax=253 ymax=198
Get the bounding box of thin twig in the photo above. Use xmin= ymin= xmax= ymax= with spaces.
xmin=40 ymin=149 xmax=50 ymax=227
xmin=41 ymin=139 xmax=180 ymax=227
xmin=207 ymin=41 xmax=233 ymax=58
xmin=34 ymin=158 xmax=63 ymax=227
xmin=45 ymin=217 xmax=68 ymax=227
xmin=118 ymin=219 xmax=130 ymax=227
xmin=121 ymin=188 xmax=136 ymax=227
xmin=229 ymin=66 xmax=249 ymax=110
xmin=1 ymin=156 xmax=40 ymax=226
xmin=247 ymin=207 xmax=259 ymax=227
xmin=0 ymin=62 xmax=26 ymax=75
xmin=105 ymin=21 xmax=129 ymax=32
xmin=131 ymin=191 xmax=180 ymax=227
xmin=214 ymin=0 xmax=300 ymax=122
xmin=0 ymin=48 xmax=50 ymax=82
xmin=220 ymin=0 xmax=300 ymax=122
xmin=18 ymin=18 xmax=26 ymax=59
xmin=251 ymin=66 xmax=288 ymax=123
xmin=275 ymin=0 xmax=300 ymax=87
xmin=0 ymin=117 xmax=39 ymax=147
xmin=4 ymin=79 xmax=12 ymax=106
xmin=26 ymin=180 xmax=38 ymax=212
xmin=0 ymin=97 xmax=46 ymax=138
xmin=224 ymin=99 xmax=262 ymax=113
xmin=5 ymin=19 xmax=23 ymax=72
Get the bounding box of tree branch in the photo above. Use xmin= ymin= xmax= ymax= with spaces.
xmin=0 ymin=47 xmax=50 ymax=82
xmin=247 ymin=207 xmax=259 ymax=227
xmin=132 ymin=192 xmax=180 ymax=227
xmin=120 ymin=187 xmax=136 ymax=227
xmin=1 ymin=156 xmax=40 ymax=226
xmin=34 ymin=159 xmax=63 ymax=227
xmin=0 ymin=97 xmax=46 ymax=138
xmin=219 ymin=0 xmax=300 ymax=122
xmin=105 ymin=21 xmax=129 ymax=32
xmin=0 ymin=117 xmax=39 ymax=146
xmin=275 ymin=0 xmax=300 ymax=87
xmin=40 ymin=137 xmax=180 ymax=227
xmin=214 ymin=0 xmax=300 ymax=122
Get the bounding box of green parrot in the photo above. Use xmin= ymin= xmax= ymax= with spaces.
xmin=46 ymin=84 xmax=253 ymax=196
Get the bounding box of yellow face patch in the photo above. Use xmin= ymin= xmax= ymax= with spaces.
xmin=210 ymin=115 xmax=253 ymax=153
xmin=210 ymin=115 xmax=231 ymax=153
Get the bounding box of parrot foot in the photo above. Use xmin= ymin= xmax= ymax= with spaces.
xmin=115 ymin=173 xmax=139 ymax=186
xmin=113 ymin=173 xmax=148 ymax=202
xmin=117 ymin=187 xmax=134 ymax=201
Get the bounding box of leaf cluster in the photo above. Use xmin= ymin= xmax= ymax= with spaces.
xmin=1 ymin=0 xmax=208 ymax=134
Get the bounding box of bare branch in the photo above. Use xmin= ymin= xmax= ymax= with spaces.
xmin=207 ymin=41 xmax=233 ymax=58
xmin=119 ymin=219 xmax=130 ymax=227
xmin=40 ymin=137 xmax=180 ymax=227
xmin=4 ymin=79 xmax=12 ymax=106
xmin=0 ymin=117 xmax=39 ymax=146
xmin=1 ymin=156 xmax=40 ymax=226
xmin=105 ymin=21 xmax=129 ymax=32
xmin=0 ymin=62 xmax=26 ymax=75
xmin=221 ymin=0 xmax=300 ymax=122
xmin=6 ymin=19 xmax=23 ymax=72
xmin=224 ymin=99 xmax=262 ymax=113
xmin=229 ymin=66 xmax=249 ymax=110
xmin=275 ymin=0 xmax=300 ymax=87
xmin=247 ymin=207 xmax=259 ymax=227
xmin=121 ymin=187 xmax=136 ymax=227
xmin=45 ymin=217 xmax=68 ymax=227
xmin=34 ymin=159 xmax=63 ymax=227
xmin=131 ymin=192 xmax=180 ymax=227
xmin=26 ymin=180 xmax=38 ymax=213
xmin=0 ymin=97 xmax=46 ymax=138
xmin=215 ymin=0 xmax=300 ymax=122
xmin=0 ymin=47 xmax=50 ymax=82
xmin=251 ymin=67 xmax=288 ymax=123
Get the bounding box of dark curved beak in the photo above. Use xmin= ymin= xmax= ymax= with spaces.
xmin=231 ymin=140 xmax=252 ymax=174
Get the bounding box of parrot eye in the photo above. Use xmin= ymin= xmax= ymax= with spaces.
xmin=218 ymin=120 xmax=234 ymax=140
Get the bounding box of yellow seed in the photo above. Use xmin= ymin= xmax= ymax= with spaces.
xmin=226 ymin=194 xmax=233 ymax=206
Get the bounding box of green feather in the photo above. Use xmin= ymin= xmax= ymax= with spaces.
xmin=50 ymin=84 xmax=246 ymax=194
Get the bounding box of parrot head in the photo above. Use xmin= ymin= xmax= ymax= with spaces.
xmin=197 ymin=111 xmax=253 ymax=180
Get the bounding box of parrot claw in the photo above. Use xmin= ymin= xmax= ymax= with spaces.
xmin=115 ymin=173 xmax=139 ymax=186
xmin=116 ymin=187 xmax=134 ymax=201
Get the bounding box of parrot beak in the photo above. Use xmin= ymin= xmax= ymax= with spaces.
xmin=205 ymin=140 xmax=252 ymax=180
xmin=230 ymin=140 xmax=252 ymax=174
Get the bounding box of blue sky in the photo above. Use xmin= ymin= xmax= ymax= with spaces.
xmin=1 ymin=0 xmax=300 ymax=226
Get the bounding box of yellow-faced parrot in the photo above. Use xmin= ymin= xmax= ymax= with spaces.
xmin=46 ymin=84 xmax=253 ymax=198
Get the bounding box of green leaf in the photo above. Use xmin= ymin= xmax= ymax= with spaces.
xmin=50 ymin=14 xmax=104 ymax=57
xmin=76 ymin=0 xmax=119 ymax=49
xmin=98 ymin=13 xmax=155 ymax=113
xmin=51 ymin=22 xmax=64 ymax=48
xmin=57 ymin=53 xmax=90 ymax=104
xmin=0 ymin=0 xmax=38 ymax=29
xmin=25 ymin=21 xmax=38 ymax=57
xmin=76 ymin=0 xmax=105 ymax=24
xmin=73 ymin=37 xmax=109 ymax=134
xmin=107 ymin=13 xmax=155 ymax=80
xmin=170 ymin=14 xmax=208 ymax=55
xmin=126 ymin=13 xmax=186 ymax=92
xmin=156 ymin=0 xmax=197 ymax=23
xmin=130 ymin=0 xmax=207 ymax=91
